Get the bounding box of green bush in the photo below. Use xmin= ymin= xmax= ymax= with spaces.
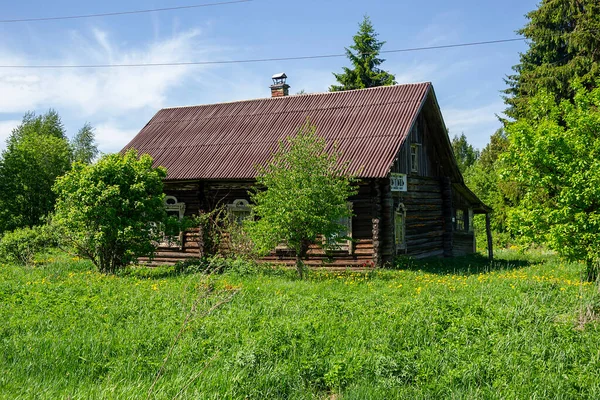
xmin=0 ymin=225 xmax=57 ymax=265
xmin=52 ymin=150 xmax=167 ymax=274
xmin=173 ymin=255 xmax=257 ymax=275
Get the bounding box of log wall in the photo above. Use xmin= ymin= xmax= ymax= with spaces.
xmin=391 ymin=176 xmax=445 ymax=259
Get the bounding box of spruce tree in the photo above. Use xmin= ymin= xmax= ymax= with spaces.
xmin=504 ymin=0 xmax=600 ymax=119
xmin=330 ymin=16 xmax=396 ymax=92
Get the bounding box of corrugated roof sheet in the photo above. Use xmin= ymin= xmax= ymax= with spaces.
xmin=123 ymin=82 xmax=431 ymax=180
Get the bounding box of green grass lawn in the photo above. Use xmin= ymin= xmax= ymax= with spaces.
xmin=1 ymin=250 xmax=600 ymax=399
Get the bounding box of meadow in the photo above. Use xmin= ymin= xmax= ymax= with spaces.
xmin=1 ymin=250 xmax=599 ymax=399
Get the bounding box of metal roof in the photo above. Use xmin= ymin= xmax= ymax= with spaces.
xmin=123 ymin=82 xmax=432 ymax=181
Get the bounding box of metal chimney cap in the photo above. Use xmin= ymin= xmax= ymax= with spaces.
xmin=272 ymin=72 xmax=287 ymax=80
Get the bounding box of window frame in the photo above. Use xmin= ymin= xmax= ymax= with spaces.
xmin=325 ymin=202 xmax=353 ymax=254
xmin=410 ymin=144 xmax=420 ymax=173
xmin=395 ymin=203 xmax=407 ymax=251
xmin=226 ymin=199 xmax=252 ymax=225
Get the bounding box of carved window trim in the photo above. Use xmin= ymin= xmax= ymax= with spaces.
xmin=227 ymin=199 xmax=251 ymax=225
xmin=165 ymin=195 xmax=186 ymax=220
xmin=395 ymin=203 xmax=407 ymax=251
xmin=325 ymin=202 xmax=353 ymax=254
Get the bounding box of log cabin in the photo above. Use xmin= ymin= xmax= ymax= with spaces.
xmin=123 ymin=74 xmax=491 ymax=266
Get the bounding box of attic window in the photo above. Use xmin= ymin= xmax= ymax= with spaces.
xmin=227 ymin=199 xmax=251 ymax=225
xmin=411 ymin=144 xmax=419 ymax=173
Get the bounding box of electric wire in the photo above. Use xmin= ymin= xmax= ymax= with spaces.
xmin=0 ymin=38 xmax=527 ymax=69
xmin=0 ymin=0 xmax=252 ymax=23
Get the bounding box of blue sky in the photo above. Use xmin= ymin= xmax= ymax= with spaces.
xmin=0 ymin=0 xmax=538 ymax=153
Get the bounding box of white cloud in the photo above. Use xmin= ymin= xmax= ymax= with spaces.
xmin=444 ymin=102 xmax=504 ymax=149
xmin=0 ymin=120 xmax=19 ymax=145
xmin=94 ymin=122 xmax=140 ymax=154
xmin=0 ymin=28 xmax=219 ymax=116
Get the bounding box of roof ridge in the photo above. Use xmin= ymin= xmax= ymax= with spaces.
xmin=161 ymin=82 xmax=432 ymax=110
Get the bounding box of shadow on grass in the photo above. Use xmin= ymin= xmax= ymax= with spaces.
xmin=394 ymin=251 xmax=540 ymax=276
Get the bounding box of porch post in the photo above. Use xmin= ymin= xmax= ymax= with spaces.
xmin=486 ymin=213 xmax=493 ymax=260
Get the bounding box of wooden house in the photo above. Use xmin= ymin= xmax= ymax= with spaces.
xmin=123 ymin=76 xmax=490 ymax=266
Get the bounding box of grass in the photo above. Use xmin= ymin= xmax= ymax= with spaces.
xmin=1 ymin=250 xmax=600 ymax=399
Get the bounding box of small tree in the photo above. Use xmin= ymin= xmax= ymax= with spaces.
xmin=53 ymin=150 xmax=167 ymax=274
xmin=71 ymin=123 xmax=99 ymax=164
xmin=502 ymin=83 xmax=600 ymax=281
xmin=451 ymin=133 xmax=480 ymax=173
xmin=330 ymin=15 xmax=396 ymax=92
xmin=246 ymin=120 xmax=358 ymax=278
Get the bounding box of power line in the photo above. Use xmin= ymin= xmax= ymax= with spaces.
xmin=0 ymin=38 xmax=527 ymax=69
xmin=0 ymin=0 xmax=252 ymax=23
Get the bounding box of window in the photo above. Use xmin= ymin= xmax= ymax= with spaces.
xmin=227 ymin=199 xmax=251 ymax=225
xmin=455 ymin=209 xmax=465 ymax=231
xmin=164 ymin=196 xmax=186 ymax=219
xmin=468 ymin=209 xmax=474 ymax=232
xmin=160 ymin=196 xmax=186 ymax=249
xmin=325 ymin=202 xmax=353 ymax=253
xmin=410 ymin=144 xmax=419 ymax=173
xmin=395 ymin=204 xmax=406 ymax=251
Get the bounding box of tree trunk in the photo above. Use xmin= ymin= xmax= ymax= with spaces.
xmin=586 ymin=260 xmax=598 ymax=282
xmin=296 ymin=255 xmax=304 ymax=280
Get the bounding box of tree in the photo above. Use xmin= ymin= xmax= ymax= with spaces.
xmin=71 ymin=123 xmax=99 ymax=164
xmin=464 ymin=129 xmax=515 ymax=248
xmin=329 ymin=15 xmax=396 ymax=92
xmin=501 ymin=83 xmax=600 ymax=281
xmin=504 ymin=0 xmax=600 ymax=119
xmin=246 ymin=120 xmax=358 ymax=278
xmin=0 ymin=111 xmax=72 ymax=233
xmin=451 ymin=133 xmax=479 ymax=173
xmin=53 ymin=150 xmax=167 ymax=274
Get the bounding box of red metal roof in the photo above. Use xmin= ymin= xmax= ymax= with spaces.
xmin=123 ymin=82 xmax=431 ymax=180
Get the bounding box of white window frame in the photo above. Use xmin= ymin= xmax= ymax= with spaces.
xmin=165 ymin=195 xmax=186 ymax=219
xmin=226 ymin=199 xmax=252 ymax=225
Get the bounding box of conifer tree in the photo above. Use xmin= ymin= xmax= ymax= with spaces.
xmin=330 ymin=16 xmax=396 ymax=92
xmin=504 ymin=0 xmax=600 ymax=119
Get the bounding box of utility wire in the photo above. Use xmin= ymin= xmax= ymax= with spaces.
xmin=0 ymin=0 xmax=252 ymax=23
xmin=0 ymin=38 xmax=527 ymax=69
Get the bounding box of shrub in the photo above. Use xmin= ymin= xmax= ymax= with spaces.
xmin=0 ymin=224 xmax=57 ymax=265
xmin=53 ymin=150 xmax=167 ymax=274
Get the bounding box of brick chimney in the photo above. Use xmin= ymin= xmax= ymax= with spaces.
xmin=270 ymin=72 xmax=290 ymax=97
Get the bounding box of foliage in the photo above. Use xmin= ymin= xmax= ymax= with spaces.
xmin=0 ymin=224 xmax=57 ymax=265
xmin=329 ymin=15 xmax=396 ymax=92
xmin=450 ymin=133 xmax=479 ymax=173
xmin=0 ymin=110 xmax=98 ymax=234
xmin=52 ymin=150 xmax=167 ymax=274
xmin=246 ymin=119 xmax=358 ymax=278
xmin=464 ymin=129 xmax=516 ymax=248
xmin=174 ymin=255 xmax=257 ymax=275
xmin=0 ymin=111 xmax=72 ymax=233
xmin=2 ymin=250 xmax=600 ymax=398
xmin=71 ymin=123 xmax=99 ymax=164
xmin=504 ymin=0 xmax=600 ymax=119
xmin=502 ymin=84 xmax=600 ymax=280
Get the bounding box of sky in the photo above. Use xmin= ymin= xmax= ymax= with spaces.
xmin=0 ymin=0 xmax=539 ymax=153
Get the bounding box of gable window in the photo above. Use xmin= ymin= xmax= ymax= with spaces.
xmin=227 ymin=199 xmax=251 ymax=225
xmin=410 ymin=144 xmax=420 ymax=173
xmin=395 ymin=203 xmax=406 ymax=251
